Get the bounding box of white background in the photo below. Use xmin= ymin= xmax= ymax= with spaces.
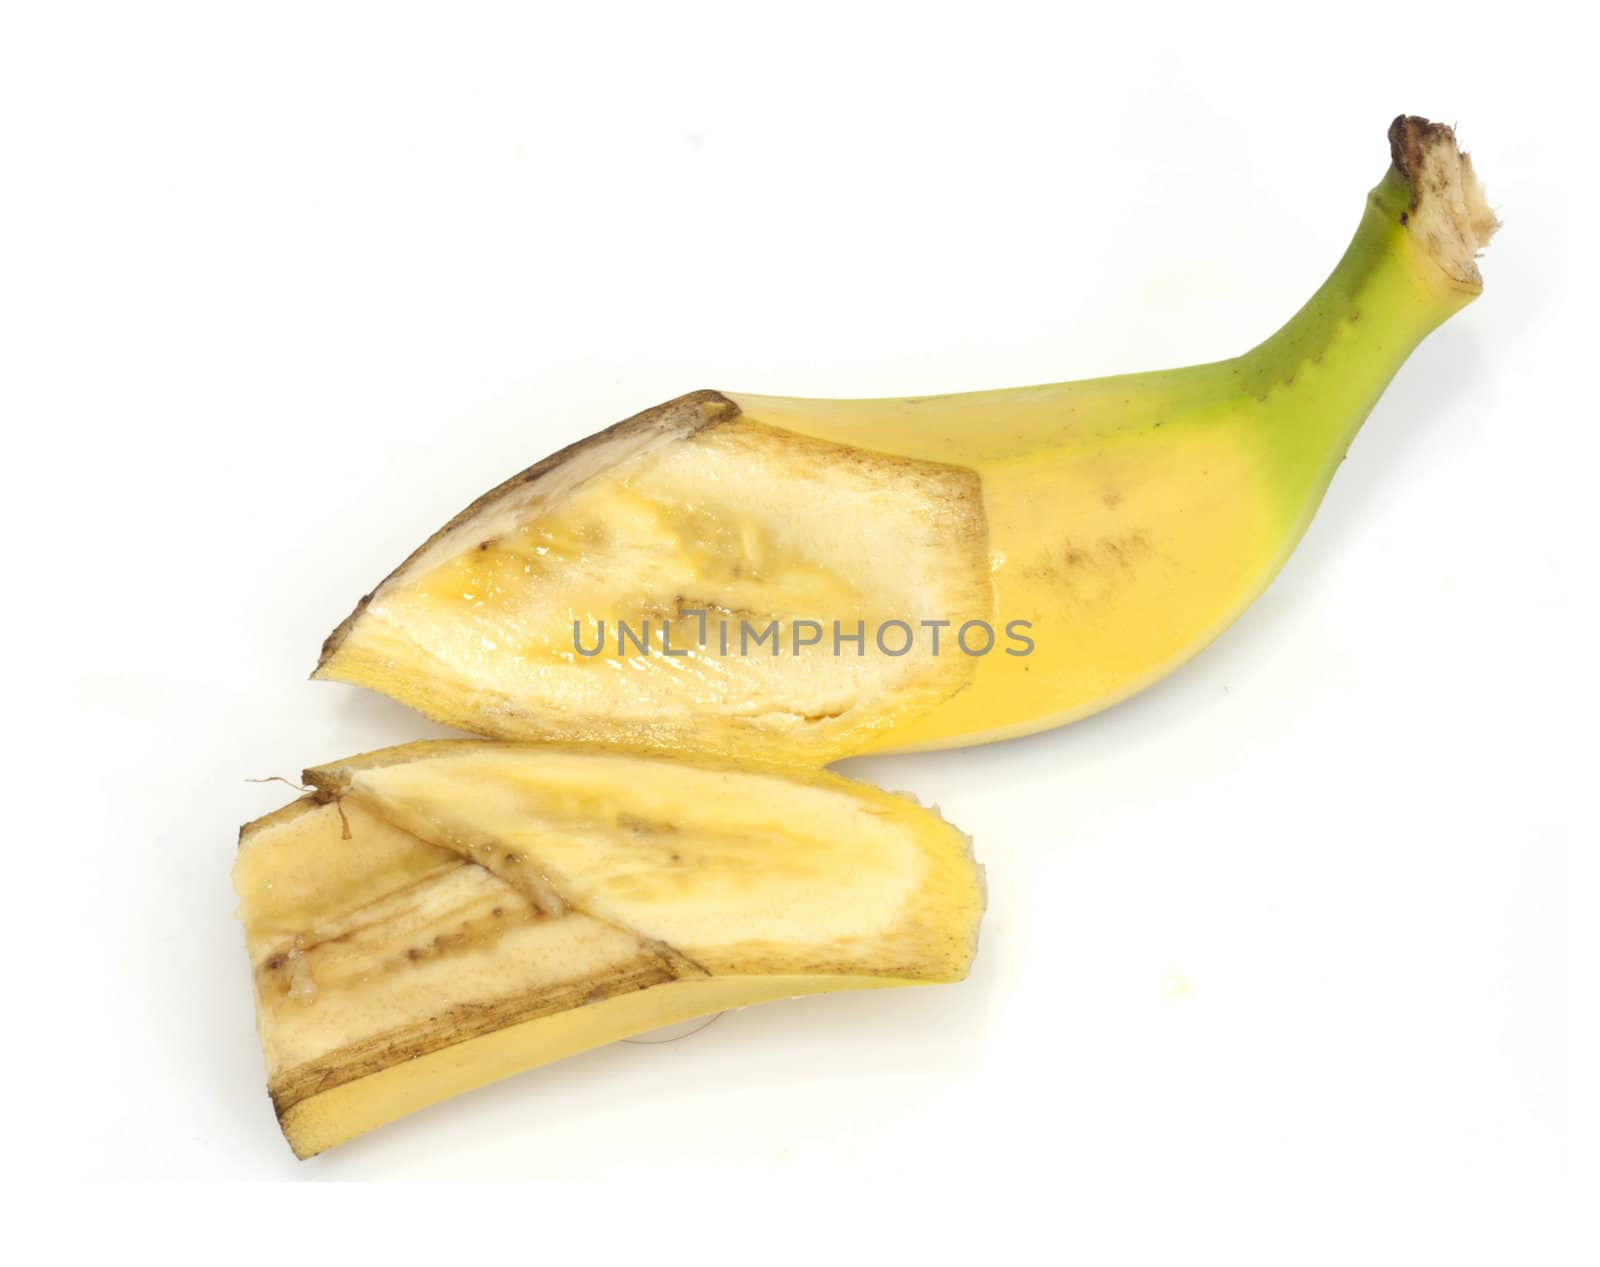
xmin=4 ymin=0 xmax=1589 ymax=1256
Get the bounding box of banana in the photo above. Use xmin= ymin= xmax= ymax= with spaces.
xmin=235 ymin=741 xmax=983 ymax=1157
xmin=315 ymin=116 xmax=1496 ymax=764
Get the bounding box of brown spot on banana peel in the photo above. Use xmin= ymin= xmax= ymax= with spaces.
xmin=616 ymin=813 xmax=678 ymax=835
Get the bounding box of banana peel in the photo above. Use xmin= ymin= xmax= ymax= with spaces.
xmin=236 ymin=741 xmax=983 ymax=1157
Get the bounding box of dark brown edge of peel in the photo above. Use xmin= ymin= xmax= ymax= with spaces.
xmin=312 ymin=388 xmax=740 ymax=676
xmin=270 ymin=954 xmax=682 ymax=1151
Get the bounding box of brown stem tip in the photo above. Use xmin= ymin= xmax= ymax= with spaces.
xmin=1387 ymin=115 xmax=1500 ymax=287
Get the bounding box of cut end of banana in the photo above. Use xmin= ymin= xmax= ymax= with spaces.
xmin=1387 ymin=114 xmax=1499 ymax=288
xmin=314 ymin=391 xmax=991 ymax=764
xmin=235 ymin=741 xmax=984 ymax=1156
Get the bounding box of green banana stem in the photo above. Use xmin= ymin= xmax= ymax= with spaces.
xmin=1239 ymin=117 xmax=1496 ymax=509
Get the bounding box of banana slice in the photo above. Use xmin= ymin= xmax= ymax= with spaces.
xmin=235 ymin=741 xmax=984 ymax=1157
xmin=314 ymin=394 xmax=990 ymax=764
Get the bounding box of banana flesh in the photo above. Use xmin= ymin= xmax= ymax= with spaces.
xmin=235 ymin=741 xmax=983 ymax=1156
xmin=315 ymin=116 xmax=1496 ymax=764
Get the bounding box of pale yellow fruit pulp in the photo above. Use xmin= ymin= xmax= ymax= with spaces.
xmin=236 ymin=741 xmax=983 ymax=1156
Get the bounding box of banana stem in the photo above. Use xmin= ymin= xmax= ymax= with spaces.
xmin=1234 ymin=116 xmax=1496 ymax=505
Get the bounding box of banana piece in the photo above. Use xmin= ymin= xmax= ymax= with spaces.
xmin=235 ymin=741 xmax=983 ymax=1157
xmin=315 ymin=116 xmax=1496 ymax=764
